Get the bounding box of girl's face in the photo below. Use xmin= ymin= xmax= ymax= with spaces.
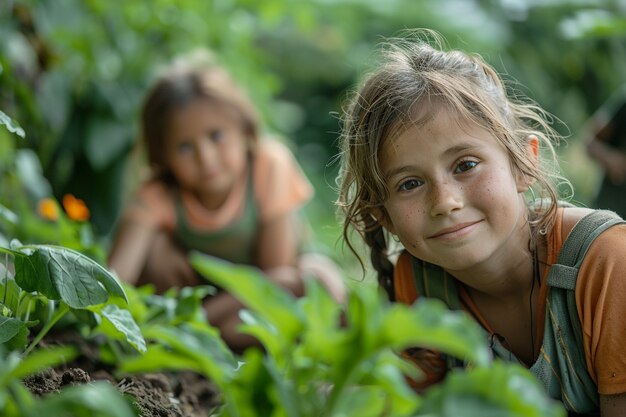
xmin=379 ymin=108 xmax=529 ymax=274
xmin=163 ymin=98 xmax=249 ymax=206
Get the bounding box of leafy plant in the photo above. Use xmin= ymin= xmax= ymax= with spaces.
xmin=0 ymin=241 xmax=145 ymax=356
xmin=117 ymin=252 xmax=566 ymax=417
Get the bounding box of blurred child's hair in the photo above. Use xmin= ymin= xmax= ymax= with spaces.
xmin=336 ymin=29 xmax=569 ymax=299
xmin=141 ymin=49 xmax=260 ymax=181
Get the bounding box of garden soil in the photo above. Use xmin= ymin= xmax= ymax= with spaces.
xmin=22 ymin=330 xmax=222 ymax=417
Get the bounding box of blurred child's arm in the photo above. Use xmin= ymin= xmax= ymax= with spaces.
xmin=108 ymin=182 xmax=175 ymax=285
xmin=256 ymin=212 xmax=300 ymax=270
xmin=108 ymin=219 xmax=156 ymax=285
xmin=254 ymin=140 xmax=313 ymax=271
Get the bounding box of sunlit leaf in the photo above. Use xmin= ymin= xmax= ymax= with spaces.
xmin=190 ymin=252 xmax=304 ymax=343
xmin=0 ymin=111 xmax=25 ymax=138
xmin=13 ymin=244 xmax=127 ymax=308
xmin=0 ymin=316 xmax=27 ymax=344
xmin=92 ymin=304 xmax=146 ymax=353
xmin=418 ymin=362 xmax=566 ymax=417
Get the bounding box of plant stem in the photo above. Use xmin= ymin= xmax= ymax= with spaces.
xmin=23 ymin=302 xmax=70 ymax=356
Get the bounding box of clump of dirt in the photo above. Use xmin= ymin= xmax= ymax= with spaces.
xmin=23 ymin=330 xmax=221 ymax=417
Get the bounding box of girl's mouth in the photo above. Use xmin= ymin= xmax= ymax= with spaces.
xmin=428 ymin=220 xmax=482 ymax=240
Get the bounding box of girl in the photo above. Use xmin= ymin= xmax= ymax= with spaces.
xmin=336 ymin=29 xmax=626 ymax=416
xmin=108 ymin=50 xmax=345 ymax=352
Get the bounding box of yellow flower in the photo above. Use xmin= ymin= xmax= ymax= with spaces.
xmin=37 ymin=198 xmax=59 ymax=221
xmin=62 ymin=194 xmax=90 ymax=222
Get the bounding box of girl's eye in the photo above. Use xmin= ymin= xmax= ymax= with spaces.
xmin=455 ymin=160 xmax=478 ymax=173
xmin=209 ymin=129 xmax=224 ymax=142
xmin=398 ymin=178 xmax=423 ymax=192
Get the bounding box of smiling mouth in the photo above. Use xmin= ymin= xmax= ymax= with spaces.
xmin=428 ymin=220 xmax=482 ymax=239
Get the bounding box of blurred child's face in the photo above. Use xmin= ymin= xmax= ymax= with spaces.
xmin=378 ymin=107 xmax=529 ymax=273
xmin=163 ymin=98 xmax=249 ymax=206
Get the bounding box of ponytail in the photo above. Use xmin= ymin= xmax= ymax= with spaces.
xmin=363 ymin=222 xmax=396 ymax=301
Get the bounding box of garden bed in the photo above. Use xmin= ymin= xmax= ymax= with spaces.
xmin=23 ymin=330 xmax=221 ymax=417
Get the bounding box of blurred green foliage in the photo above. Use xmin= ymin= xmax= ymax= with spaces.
xmin=0 ymin=0 xmax=625 ymax=259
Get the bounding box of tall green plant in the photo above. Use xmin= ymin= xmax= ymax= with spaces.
xmin=118 ymin=252 xmax=566 ymax=417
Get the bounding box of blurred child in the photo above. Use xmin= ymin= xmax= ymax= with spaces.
xmin=108 ymin=50 xmax=345 ymax=352
xmin=336 ymin=29 xmax=626 ymax=415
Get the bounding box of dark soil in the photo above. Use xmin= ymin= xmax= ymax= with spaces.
xmin=22 ymin=330 xmax=222 ymax=417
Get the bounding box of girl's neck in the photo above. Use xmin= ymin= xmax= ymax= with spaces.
xmin=449 ymin=227 xmax=537 ymax=301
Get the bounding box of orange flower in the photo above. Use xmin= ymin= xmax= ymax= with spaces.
xmin=62 ymin=194 xmax=90 ymax=222
xmin=37 ymin=198 xmax=60 ymax=221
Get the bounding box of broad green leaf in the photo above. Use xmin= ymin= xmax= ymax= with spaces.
xmin=92 ymin=304 xmax=146 ymax=353
xmin=298 ymin=279 xmax=348 ymax=362
xmin=0 ymin=316 xmax=27 ymax=344
xmin=1 ymin=346 xmax=77 ymax=383
xmin=333 ymin=385 xmax=387 ymax=417
xmin=418 ymin=362 xmax=566 ymax=417
xmin=175 ymin=285 xmax=216 ymax=324
xmin=119 ymin=344 xmax=203 ymax=374
xmin=0 ymin=276 xmax=21 ymax=314
xmin=0 ymin=204 xmax=18 ymax=224
xmin=31 ymin=381 xmax=136 ymax=417
xmin=13 ymin=244 xmax=127 ymax=308
xmin=0 ymin=110 xmax=25 ymax=138
xmin=138 ymin=322 xmax=238 ymax=382
xmin=238 ymin=309 xmax=284 ymax=357
xmin=382 ymin=298 xmax=490 ymax=367
xmin=190 ymin=252 xmax=304 ymax=342
xmin=222 ymin=349 xmax=278 ymax=417
xmin=262 ymin=355 xmax=300 ymax=417
xmin=2 ymin=323 xmax=29 ymax=351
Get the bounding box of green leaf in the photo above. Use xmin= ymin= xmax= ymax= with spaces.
xmin=418 ymin=362 xmax=567 ymax=417
xmin=190 ymin=252 xmax=304 ymax=345
xmin=0 ymin=276 xmax=22 ymax=314
xmin=0 ymin=111 xmax=25 ymax=138
xmin=382 ymin=298 xmax=491 ymax=367
xmin=118 ymin=344 xmax=203 ymax=374
xmin=0 ymin=204 xmax=18 ymax=225
xmin=92 ymin=304 xmax=146 ymax=353
xmin=31 ymin=381 xmax=136 ymax=417
xmin=175 ymin=285 xmax=216 ymax=324
xmin=333 ymin=385 xmax=387 ymax=417
xmin=13 ymin=245 xmax=127 ymax=308
xmin=134 ymin=322 xmax=238 ymax=383
xmin=0 ymin=316 xmax=27 ymax=344
xmin=1 ymin=346 xmax=77 ymax=384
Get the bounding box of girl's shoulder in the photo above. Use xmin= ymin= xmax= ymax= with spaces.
xmin=124 ymin=179 xmax=176 ymax=230
xmin=135 ymin=179 xmax=175 ymax=205
xmin=560 ymin=206 xmax=596 ymax=240
xmin=254 ymin=138 xmax=298 ymax=168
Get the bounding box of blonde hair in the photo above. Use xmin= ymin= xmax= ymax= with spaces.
xmin=141 ymin=49 xmax=259 ymax=183
xmin=336 ymin=29 xmax=569 ymax=299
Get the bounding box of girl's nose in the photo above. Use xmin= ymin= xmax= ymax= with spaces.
xmin=196 ymin=139 xmax=216 ymax=168
xmin=428 ymin=180 xmax=464 ymax=217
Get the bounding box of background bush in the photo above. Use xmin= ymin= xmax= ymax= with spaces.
xmin=1 ymin=0 xmax=625 ymax=264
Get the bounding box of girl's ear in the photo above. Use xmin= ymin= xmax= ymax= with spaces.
xmin=516 ymin=135 xmax=539 ymax=192
xmin=528 ymin=134 xmax=539 ymax=160
xmin=372 ymin=208 xmax=396 ymax=235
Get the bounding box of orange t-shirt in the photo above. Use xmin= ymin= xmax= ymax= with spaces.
xmin=120 ymin=139 xmax=313 ymax=234
xmin=394 ymin=208 xmax=626 ymax=395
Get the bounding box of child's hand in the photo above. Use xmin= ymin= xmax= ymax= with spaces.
xmin=139 ymin=232 xmax=200 ymax=293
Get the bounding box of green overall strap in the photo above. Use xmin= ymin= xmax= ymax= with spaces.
xmin=409 ymin=257 xmax=516 ymax=363
xmin=410 ymin=260 xmax=462 ymax=310
xmin=532 ymin=209 xmax=624 ymax=413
